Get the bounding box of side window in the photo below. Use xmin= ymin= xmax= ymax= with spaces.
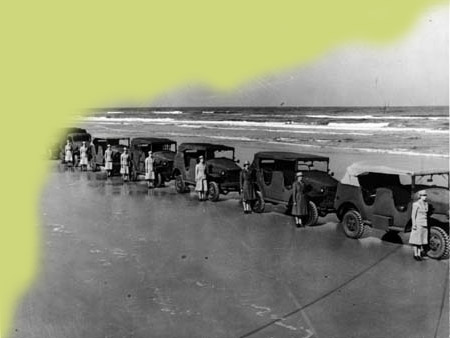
xmin=275 ymin=160 xmax=295 ymax=187
xmin=260 ymin=159 xmax=274 ymax=185
xmin=357 ymin=173 xmax=407 ymax=207
xmin=184 ymin=150 xmax=204 ymax=169
xmin=119 ymin=139 xmax=129 ymax=147
xmin=161 ymin=144 xmax=172 ymax=151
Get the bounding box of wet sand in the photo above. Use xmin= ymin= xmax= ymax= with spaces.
xmin=10 ymin=138 xmax=449 ymax=338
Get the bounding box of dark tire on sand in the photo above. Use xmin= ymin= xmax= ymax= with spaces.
xmin=175 ymin=175 xmax=186 ymax=193
xmin=428 ymin=226 xmax=449 ymax=260
xmin=252 ymin=191 xmax=265 ymax=213
xmin=304 ymin=201 xmax=319 ymax=227
xmin=342 ymin=209 xmax=365 ymax=239
xmin=208 ymin=182 xmax=220 ymax=202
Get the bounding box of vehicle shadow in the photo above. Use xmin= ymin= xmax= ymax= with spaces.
xmin=381 ymin=231 xmax=404 ymax=244
xmin=334 ymin=222 xmax=406 ymax=245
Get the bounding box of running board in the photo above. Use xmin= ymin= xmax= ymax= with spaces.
xmin=388 ymin=226 xmax=405 ymax=232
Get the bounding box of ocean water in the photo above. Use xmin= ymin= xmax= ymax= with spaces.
xmin=81 ymin=106 xmax=449 ymax=157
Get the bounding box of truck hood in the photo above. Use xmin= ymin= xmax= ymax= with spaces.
xmin=304 ymin=171 xmax=339 ymax=188
xmin=206 ymin=158 xmax=241 ymax=171
xmin=425 ymin=187 xmax=449 ymax=216
xmin=154 ymin=151 xmax=175 ymax=162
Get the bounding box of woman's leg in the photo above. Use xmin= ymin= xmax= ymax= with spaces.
xmin=245 ymin=202 xmax=251 ymax=213
xmin=413 ymin=246 xmax=421 ymax=260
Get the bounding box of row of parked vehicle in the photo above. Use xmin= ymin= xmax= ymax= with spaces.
xmin=49 ymin=128 xmax=450 ymax=260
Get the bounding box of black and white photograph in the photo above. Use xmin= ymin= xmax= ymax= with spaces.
xmin=10 ymin=5 xmax=449 ymax=338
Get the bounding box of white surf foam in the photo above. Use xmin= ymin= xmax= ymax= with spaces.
xmin=161 ymin=132 xmax=449 ymax=158
xmin=83 ymin=116 xmax=447 ymax=134
xmin=151 ymin=111 xmax=183 ymax=115
xmin=306 ymin=114 xmax=449 ymax=120
xmin=178 ymin=124 xmax=374 ymax=136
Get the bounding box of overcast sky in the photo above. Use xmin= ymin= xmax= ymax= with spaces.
xmin=149 ymin=6 xmax=448 ymax=107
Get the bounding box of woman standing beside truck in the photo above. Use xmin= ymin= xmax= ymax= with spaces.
xmin=409 ymin=190 xmax=429 ymax=261
xmin=120 ymin=147 xmax=131 ymax=182
xmin=240 ymin=161 xmax=255 ymax=213
xmin=292 ymin=172 xmax=309 ymax=227
xmin=64 ymin=140 xmax=73 ymax=170
xmin=195 ymin=155 xmax=207 ymax=201
xmin=145 ymin=151 xmax=155 ymax=188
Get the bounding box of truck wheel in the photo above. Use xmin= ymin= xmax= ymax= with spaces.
xmin=156 ymin=173 xmax=164 ymax=187
xmin=252 ymin=191 xmax=265 ymax=213
xmin=208 ymin=182 xmax=220 ymax=201
xmin=342 ymin=209 xmax=365 ymax=239
xmin=428 ymin=227 xmax=449 ymax=260
xmin=304 ymin=201 xmax=319 ymax=226
xmin=175 ymin=175 xmax=186 ymax=193
xmin=130 ymin=167 xmax=138 ymax=181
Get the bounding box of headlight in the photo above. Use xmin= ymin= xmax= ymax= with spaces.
xmin=320 ymin=188 xmax=325 ymax=193
xmin=221 ymin=171 xmax=226 ymax=176
xmin=163 ymin=161 xmax=167 ymax=166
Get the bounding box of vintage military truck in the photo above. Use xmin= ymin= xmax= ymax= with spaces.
xmin=129 ymin=137 xmax=177 ymax=185
xmin=90 ymin=137 xmax=131 ymax=174
xmin=334 ymin=162 xmax=449 ymax=259
xmin=250 ymin=151 xmax=338 ymax=226
xmin=59 ymin=129 xmax=92 ymax=165
xmin=48 ymin=127 xmax=89 ymax=160
xmin=172 ymin=143 xmax=241 ymax=201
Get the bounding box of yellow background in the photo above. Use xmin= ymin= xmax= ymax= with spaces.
xmin=0 ymin=0 xmax=447 ymax=336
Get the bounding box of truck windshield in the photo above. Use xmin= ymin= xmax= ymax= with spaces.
xmin=148 ymin=143 xmax=176 ymax=152
xmin=413 ymin=173 xmax=449 ymax=189
xmin=211 ymin=149 xmax=234 ymax=160
xmin=71 ymin=134 xmax=91 ymax=142
xmin=297 ymin=160 xmax=328 ymax=172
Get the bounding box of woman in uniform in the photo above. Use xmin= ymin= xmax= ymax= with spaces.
xmin=120 ymin=147 xmax=130 ymax=182
xmin=64 ymin=140 xmax=73 ymax=170
xmin=145 ymin=150 xmax=155 ymax=188
xmin=195 ymin=155 xmax=207 ymax=201
xmin=79 ymin=141 xmax=88 ymax=171
xmin=104 ymin=144 xmax=113 ymax=177
xmin=409 ymin=190 xmax=429 ymax=260
xmin=240 ymin=161 xmax=255 ymax=213
xmin=292 ymin=172 xmax=309 ymax=227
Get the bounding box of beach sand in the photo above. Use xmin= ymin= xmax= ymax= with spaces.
xmin=11 ymin=135 xmax=449 ymax=338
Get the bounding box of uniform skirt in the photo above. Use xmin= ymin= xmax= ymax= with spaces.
xmin=242 ymin=182 xmax=255 ymax=202
xmin=65 ymin=150 xmax=73 ymax=162
xmin=409 ymin=226 xmax=428 ymax=245
xmin=105 ymin=161 xmax=113 ymax=170
xmin=120 ymin=166 xmax=129 ymax=175
xmin=80 ymin=153 xmax=88 ymax=165
xmin=145 ymin=171 xmax=155 ymax=180
xmin=195 ymin=179 xmax=208 ymax=192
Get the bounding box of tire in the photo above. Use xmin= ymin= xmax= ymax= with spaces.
xmin=175 ymin=175 xmax=186 ymax=193
xmin=252 ymin=191 xmax=265 ymax=213
xmin=155 ymin=172 xmax=163 ymax=187
xmin=304 ymin=201 xmax=319 ymax=227
xmin=342 ymin=209 xmax=365 ymax=239
xmin=427 ymin=227 xmax=450 ymax=260
xmin=208 ymin=181 xmax=220 ymax=202
xmin=91 ymin=161 xmax=97 ymax=172
xmin=131 ymin=167 xmax=138 ymax=181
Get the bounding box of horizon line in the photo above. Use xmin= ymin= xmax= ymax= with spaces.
xmin=87 ymin=105 xmax=449 ymax=111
